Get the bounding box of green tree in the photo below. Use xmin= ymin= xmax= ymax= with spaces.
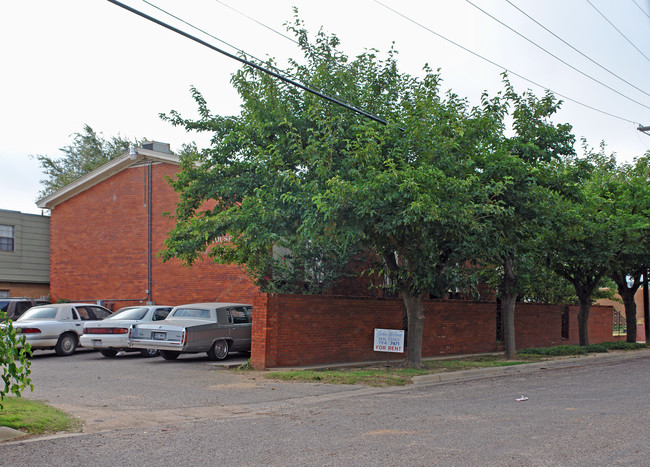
xmin=33 ymin=124 xmax=143 ymax=199
xmin=161 ymin=19 xmax=506 ymax=366
xmin=606 ymin=153 xmax=650 ymax=343
xmin=546 ymin=142 xmax=618 ymax=345
xmin=474 ymin=79 xmax=576 ymax=358
xmin=0 ymin=313 xmax=33 ymax=408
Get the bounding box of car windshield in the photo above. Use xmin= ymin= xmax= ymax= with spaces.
xmin=106 ymin=307 xmax=149 ymax=320
xmin=0 ymin=301 xmax=9 ymax=313
xmin=18 ymin=307 xmax=58 ymax=320
xmin=172 ymin=308 xmax=211 ymax=319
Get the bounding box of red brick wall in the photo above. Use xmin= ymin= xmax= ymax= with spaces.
xmin=49 ymin=162 xmax=259 ymax=309
xmin=0 ymin=282 xmax=49 ymax=300
xmin=251 ymin=295 xmax=619 ymax=369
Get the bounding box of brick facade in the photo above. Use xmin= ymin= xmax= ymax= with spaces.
xmin=43 ymin=149 xmax=625 ymax=369
xmin=251 ymin=295 xmax=620 ymax=369
xmin=49 ymin=161 xmax=259 ymax=309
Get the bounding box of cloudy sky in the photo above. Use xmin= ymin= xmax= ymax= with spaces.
xmin=2 ymin=0 xmax=650 ymax=215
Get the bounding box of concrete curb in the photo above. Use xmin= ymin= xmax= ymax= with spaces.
xmin=0 ymin=426 xmax=28 ymax=442
xmin=412 ymin=348 xmax=650 ymax=385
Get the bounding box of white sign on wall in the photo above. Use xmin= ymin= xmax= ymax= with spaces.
xmin=373 ymin=328 xmax=405 ymax=353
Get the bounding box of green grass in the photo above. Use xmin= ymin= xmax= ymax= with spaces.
xmin=265 ymin=354 xmax=535 ymax=387
xmin=0 ymin=397 xmax=80 ymax=435
xmin=263 ymin=341 xmax=648 ymax=387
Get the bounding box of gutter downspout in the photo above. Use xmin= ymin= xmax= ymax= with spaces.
xmin=147 ymin=161 xmax=153 ymax=304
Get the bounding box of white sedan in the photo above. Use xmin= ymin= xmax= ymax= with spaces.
xmin=80 ymin=305 xmax=172 ymax=358
xmin=12 ymin=303 xmax=113 ymax=356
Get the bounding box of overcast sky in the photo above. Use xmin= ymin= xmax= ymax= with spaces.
xmin=2 ymin=0 xmax=650 ymax=215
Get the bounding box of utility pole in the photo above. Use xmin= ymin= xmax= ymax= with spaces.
xmin=639 ymin=126 xmax=650 ymax=342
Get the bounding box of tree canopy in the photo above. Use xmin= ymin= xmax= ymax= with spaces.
xmin=33 ymin=124 xmax=143 ymax=200
xmin=161 ymin=16 xmax=650 ymax=363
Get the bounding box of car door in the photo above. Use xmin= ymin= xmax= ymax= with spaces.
xmin=227 ymin=306 xmax=252 ymax=351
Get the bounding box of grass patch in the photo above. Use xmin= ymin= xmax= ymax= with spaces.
xmin=265 ymin=355 xmax=535 ymax=387
xmin=0 ymin=397 xmax=80 ymax=435
xmin=263 ymin=342 xmax=647 ymax=387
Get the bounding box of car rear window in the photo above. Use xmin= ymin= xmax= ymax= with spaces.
xmin=18 ymin=307 xmax=58 ymax=320
xmin=107 ymin=307 xmax=148 ymax=320
xmin=172 ymin=308 xmax=211 ymax=319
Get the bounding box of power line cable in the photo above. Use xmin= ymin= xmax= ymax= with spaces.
xmin=212 ymin=0 xmax=301 ymax=48
xmin=632 ymin=0 xmax=650 ymax=22
xmin=373 ymin=0 xmax=640 ymax=125
xmin=464 ymin=0 xmax=650 ymax=110
xmin=586 ymin=0 xmax=650 ymax=64
xmin=504 ymin=0 xmax=650 ymax=100
xmin=141 ymin=0 xmax=297 ymax=83
xmin=107 ymin=0 xmax=397 ymax=128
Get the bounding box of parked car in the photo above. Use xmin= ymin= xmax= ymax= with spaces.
xmin=80 ymin=305 xmax=173 ymax=358
xmin=12 ymin=303 xmax=113 ymax=356
xmin=0 ymin=297 xmax=51 ymax=320
xmin=129 ymin=302 xmax=253 ymax=361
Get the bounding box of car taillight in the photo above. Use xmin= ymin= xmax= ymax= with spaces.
xmin=181 ymin=329 xmax=187 ymax=346
xmin=17 ymin=328 xmax=41 ymax=334
xmin=84 ymin=328 xmax=129 ymax=335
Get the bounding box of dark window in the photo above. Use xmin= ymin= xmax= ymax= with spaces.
xmin=153 ymin=308 xmax=171 ymax=321
xmin=15 ymin=302 xmax=33 ymax=317
xmin=229 ymin=307 xmax=250 ymax=324
xmin=89 ymin=306 xmax=111 ymax=320
xmin=0 ymin=225 xmax=14 ymax=252
xmin=75 ymin=306 xmax=92 ymax=320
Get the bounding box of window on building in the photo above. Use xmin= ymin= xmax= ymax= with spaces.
xmin=0 ymin=290 xmax=9 ymax=298
xmin=0 ymin=225 xmax=15 ymax=251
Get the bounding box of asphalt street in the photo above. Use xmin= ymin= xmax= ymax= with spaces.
xmin=1 ymin=348 xmax=648 ymax=466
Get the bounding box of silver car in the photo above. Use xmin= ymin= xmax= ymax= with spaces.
xmin=129 ymin=302 xmax=252 ymax=361
xmin=80 ymin=305 xmax=172 ymax=358
xmin=13 ymin=303 xmax=113 ymax=356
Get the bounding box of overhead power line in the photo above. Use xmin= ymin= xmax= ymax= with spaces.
xmin=464 ymin=0 xmax=650 ymax=110
xmin=373 ymin=0 xmax=640 ymax=125
xmin=106 ymin=0 xmax=398 ymax=129
xmin=632 ymin=0 xmax=650 ymax=21
xmin=586 ymin=0 xmax=650 ymax=64
xmin=504 ymin=0 xmax=650 ymax=100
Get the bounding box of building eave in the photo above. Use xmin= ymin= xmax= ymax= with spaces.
xmin=36 ymin=148 xmax=179 ymax=210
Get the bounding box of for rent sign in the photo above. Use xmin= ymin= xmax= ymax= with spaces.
xmin=373 ymin=328 xmax=405 ymax=353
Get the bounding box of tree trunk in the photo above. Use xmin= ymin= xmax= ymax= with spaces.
xmin=578 ymin=296 xmax=591 ymax=346
xmin=501 ymin=256 xmax=517 ymax=360
xmin=619 ymin=288 xmax=638 ymax=343
xmin=402 ymin=290 xmax=426 ymax=368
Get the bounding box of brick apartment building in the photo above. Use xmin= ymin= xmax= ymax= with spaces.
xmin=35 ymin=142 xmax=621 ymax=368
xmin=36 ymin=142 xmax=259 ymax=309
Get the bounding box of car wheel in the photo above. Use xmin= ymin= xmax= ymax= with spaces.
xmin=100 ymin=349 xmax=118 ymax=358
xmin=208 ymin=339 xmax=229 ymax=361
xmin=160 ymin=350 xmax=180 ymax=360
xmin=55 ymin=333 xmax=78 ymax=356
xmin=140 ymin=348 xmax=159 ymax=358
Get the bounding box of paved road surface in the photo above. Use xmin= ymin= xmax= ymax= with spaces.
xmin=1 ymin=349 xmax=648 ymax=466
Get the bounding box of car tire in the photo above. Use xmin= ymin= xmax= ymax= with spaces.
xmin=207 ymin=339 xmax=229 ymax=361
xmin=100 ymin=349 xmax=118 ymax=358
xmin=55 ymin=333 xmax=78 ymax=356
xmin=140 ymin=348 xmax=159 ymax=358
xmin=160 ymin=350 xmax=180 ymax=360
